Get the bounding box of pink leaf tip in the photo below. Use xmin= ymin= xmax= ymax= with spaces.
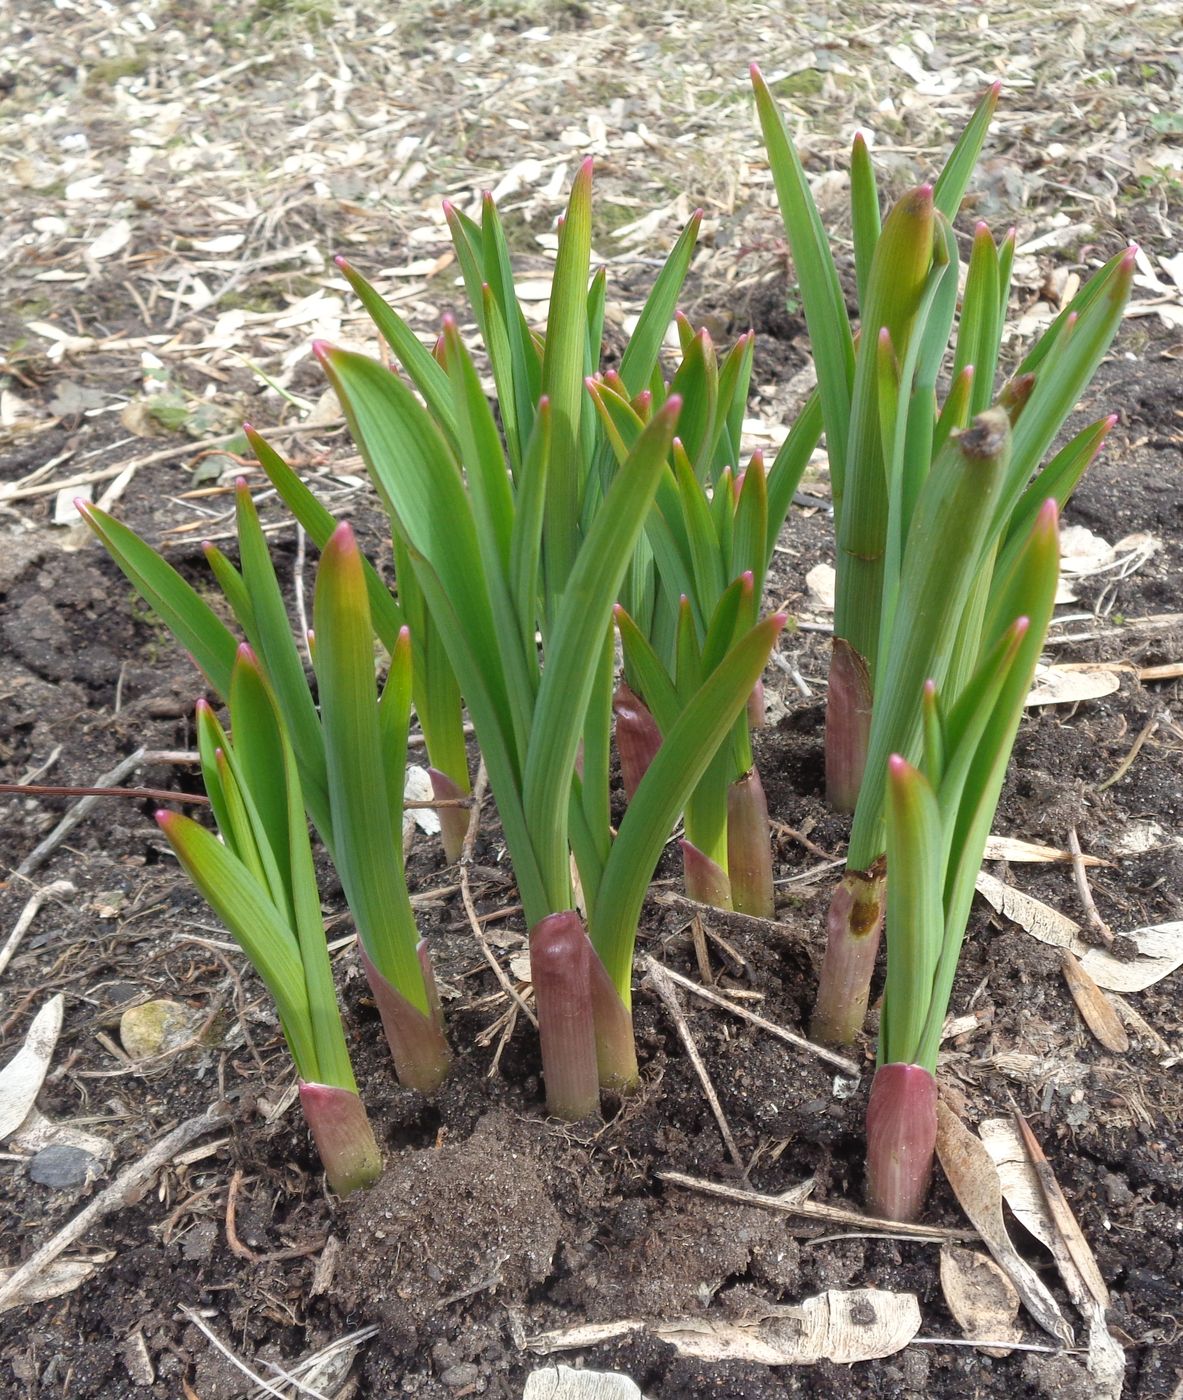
xmin=311 ymin=339 xmax=332 ymax=362
xmin=888 ymin=754 xmax=908 ymax=778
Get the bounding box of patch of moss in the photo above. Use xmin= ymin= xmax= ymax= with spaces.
xmin=84 ymin=53 xmax=148 ymax=92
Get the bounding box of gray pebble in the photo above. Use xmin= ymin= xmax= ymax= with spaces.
xmin=29 ymin=1144 xmax=96 ymax=1189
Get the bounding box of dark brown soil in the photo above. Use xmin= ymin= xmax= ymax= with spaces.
xmin=3 ymin=309 xmax=1183 ymax=1400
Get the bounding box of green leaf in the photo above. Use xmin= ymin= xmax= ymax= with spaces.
xmin=591 ymin=613 xmax=786 ymax=997
xmin=765 ymin=387 xmax=823 ymax=560
xmin=234 ymin=482 xmax=332 ymax=847
xmin=932 ymin=81 xmax=1000 ymax=220
xmin=246 ymin=427 xmax=406 ymax=653
xmin=314 ymin=523 xmax=428 ymax=1012
xmin=334 ymin=258 xmax=457 ymax=440
xmin=618 ymin=210 xmax=702 ymax=398
xmin=541 ymin=159 xmax=594 ymax=602
xmin=880 ymin=755 xmax=944 ymax=1065
xmin=752 ymin=64 xmax=854 ymax=501
xmin=522 ymin=396 xmax=681 ymax=908
xmin=849 ymin=130 xmax=881 ymax=309
xmin=78 ymin=503 xmax=238 ymax=695
xmin=158 ymin=809 xmax=318 ymax=1078
xmin=848 ymin=408 xmax=1011 ymax=868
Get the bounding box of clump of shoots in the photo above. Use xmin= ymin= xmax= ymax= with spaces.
xmin=867 ymin=501 xmax=1060 ymax=1220
xmin=753 ymin=67 xmax=1133 ymax=1042
xmin=158 ymin=648 xmax=380 ymax=1196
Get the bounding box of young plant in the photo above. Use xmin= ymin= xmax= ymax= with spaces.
xmin=867 ymin=499 xmax=1060 ymax=1221
xmin=78 ymin=501 xmax=450 ymax=1091
xmin=159 ymin=645 xmax=381 ymax=1196
xmin=316 ymin=318 xmax=783 ymax=1120
xmin=592 ymin=338 xmax=823 ymax=916
xmin=753 ymin=69 xmax=1132 ymax=1041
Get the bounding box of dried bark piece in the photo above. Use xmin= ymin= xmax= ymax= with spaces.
xmin=0 ymin=995 xmax=63 ymax=1140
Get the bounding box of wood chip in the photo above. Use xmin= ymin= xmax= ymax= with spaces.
xmin=0 ymin=995 xmax=64 ymax=1139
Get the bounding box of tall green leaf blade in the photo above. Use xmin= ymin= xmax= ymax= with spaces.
xmin=522 ymin=397 xmax=681 ymax=907
xmin=334 ymin=258 xmax=456 ymax=439
xmin=541 ymin=159 xmax=594 ymax=602
xmin=618 ymin=210 xmax=702 ymax=398
xmin=78 ymin=503 xmax=238 ymax=695
xmin=234 ymin=482 xmax=332 ymax=845
xmin=850 ymin=130 xmax=881 ymax=309
xmin=314 ymin=524 xmax=428 ymax=1013
xmin=158 ymin=809 xmax=318 ymax=1076
xmin=246 ymin=427 xmax=406 ymax=653
xmin=591 ymin=613 xmax=786 ymax=996
xmin=765 ymin=387 xmax=823 ymax=560
xmin=752 ymin=65 xmax=855 ymax=500
xmin=932 ymin=81 xmax=1001 ymax=220
xmin=880 ymin=756 xmax=944 ymax=1066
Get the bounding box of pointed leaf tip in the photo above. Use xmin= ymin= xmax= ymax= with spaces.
xmin=888 ymin=753 xmax=909 ymax=779
xmin=333 ymin=254 xmax=348 ymax=269
xmin=311 ymin=339 xmax=332 ymax=362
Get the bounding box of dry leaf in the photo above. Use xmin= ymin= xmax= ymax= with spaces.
xmin=1059 ymin=525 xmax=1115 ymax=576
xmin=0 ymin=1257 xmax=104 ymax=1313
xmin=403 ymin=766 xmax=440 ymax=853
xmin=1061 ymin=953 xmax=1130 ymax=1052
xmin=983 ymin=835 xmax=1102 ymax=866
xmin=87 ymin=219 xmax=131 ymax=260
xmin=652 ymin=1289 xmax=920 ymax=1366
xmin=975 ymin=872 xmax=1183 ymax=991
xmin=935 ymin=1103 xmax=1073 ymax=1346
xmin=1013 ymin=1115 xmax=1110 ymax=1311
xmin=980 ymin=1118 xmax=1125 ymax=1399
xmin=939 ymin=1245 xmax=1023 ymax=1355
xmin=1026 ymin=664 xmax=1120 ymax=707
xmin=526 ymin=1321 xmax=644 ymax=1356
xmin=0 ymin=995 xmax=64 ymax=1140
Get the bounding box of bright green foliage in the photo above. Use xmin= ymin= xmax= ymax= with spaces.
xmin=880 ymin=500 xmax=1061 ymax=1072
xmin=159 ymin=649 xmax=355 ymax=1095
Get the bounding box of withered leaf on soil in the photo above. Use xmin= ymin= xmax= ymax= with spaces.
xmin=939 ymin=1244 xmax=1023 ymax=1355
xmin=650 ymin=1289 xmax=921 ymax=1366
xmin=976 ymin=871 xmax=1183 ymax=992
xmin=0 ymin=1256 xmax=110 ymax=1315
xmin=1025 ymin=664 xmax=1120 ymax=707
xmin=1060 ymin=952 xmax=1130 ymax=1052
xmin=978 ymin=1118 xmax=1124 ymax=1400
xmin=935 ymin=1103 xmax=1074 ymax=1346
xmin=0 ymin=995 xmax=64 ymax=1140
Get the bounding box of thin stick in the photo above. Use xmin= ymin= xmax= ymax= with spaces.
xmin=647 ymin=959 xmax=744 ymax=1172
xmin=0 ymin=1104 xmax=230 ymax=1311
xmin=0 ymin=782 xmax=210 ymax=805
xmin=1097 ymin=712 xmax=1159 ymax=791
xmin=14 ymin=748 xmax=148 ymax=879
xmin=0 ymin=880 xmax=74 ymax=979
xmin=0 ymin=420 xmax=341 ymax=506
xmin=459 ymin=760 xmax=538 ymax=1031
xmin=1066 ymin=827 xmax=1113 ymax=946
xmin=641 ymin=956 xmax=860 ymax=1077
xmin=658 ymin=1169 xmax=967 ymax=1240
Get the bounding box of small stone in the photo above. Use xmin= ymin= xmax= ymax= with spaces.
xmin=119 ymin=999 xmax=203 ymax=1060
xmin=29 ymin=1143 xmax=96 ymax=1189
xmin=439 ymin=1363 xmax=478 ymax=1388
